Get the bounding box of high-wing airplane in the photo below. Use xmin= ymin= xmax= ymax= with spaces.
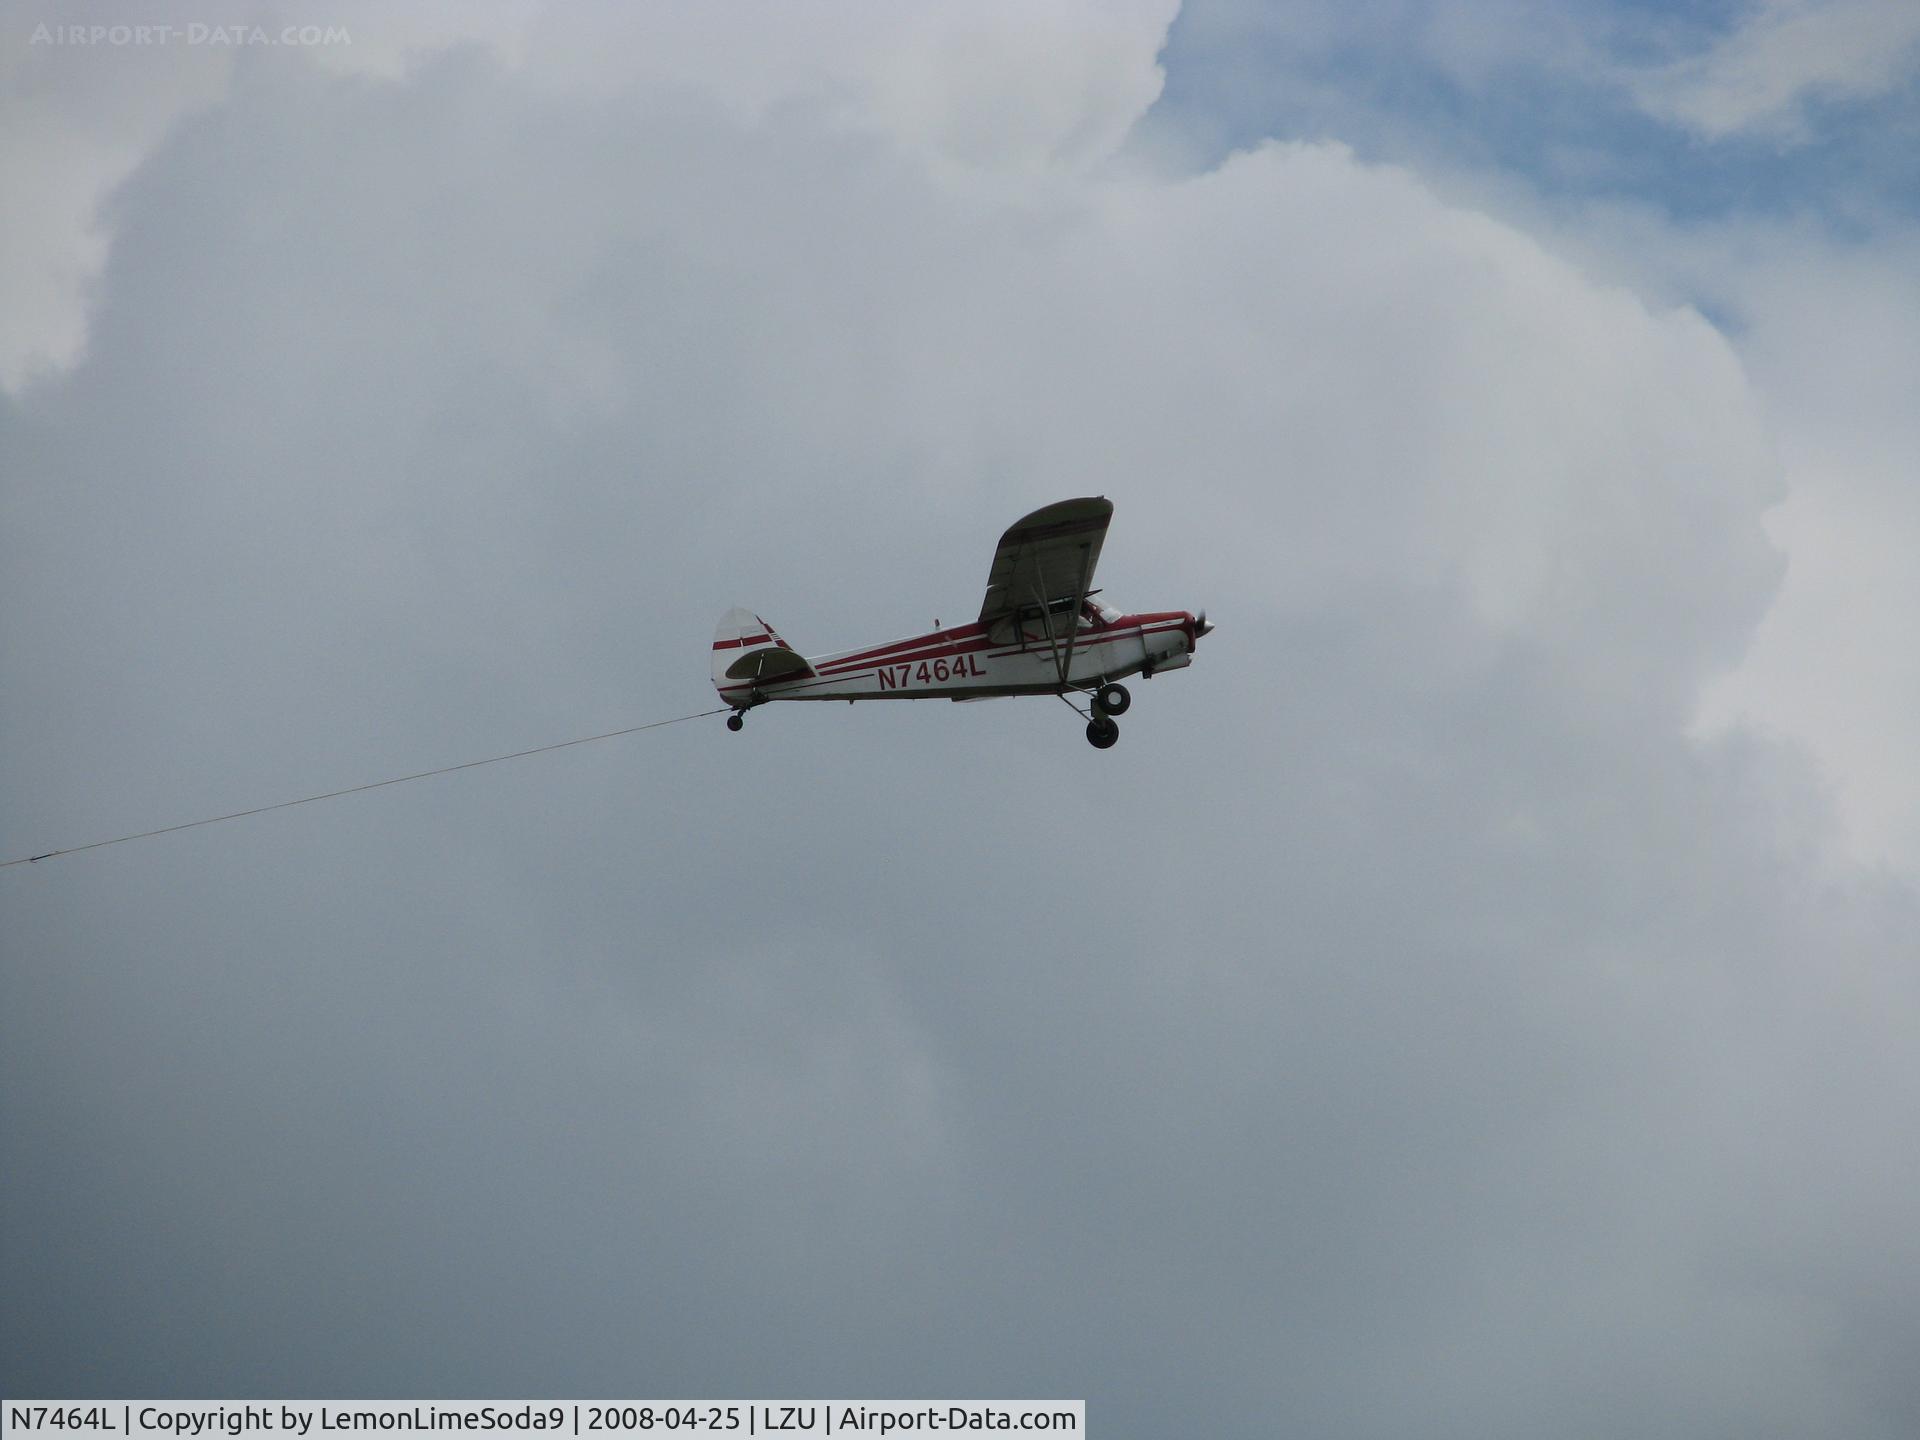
xmin=712 ymin=497 xmax=1210 ymax=747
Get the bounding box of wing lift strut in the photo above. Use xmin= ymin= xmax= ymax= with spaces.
xmin=1031 ymin=544 xmax=1109 ymax=735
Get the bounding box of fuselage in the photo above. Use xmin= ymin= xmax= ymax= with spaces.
xmin=716 ymin=602 xmax=1202 ymax=708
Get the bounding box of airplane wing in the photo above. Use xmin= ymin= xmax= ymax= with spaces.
xmin=977 ymin=496 xmax=1113 ymax=623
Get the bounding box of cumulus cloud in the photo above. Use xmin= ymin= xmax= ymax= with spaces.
xmin=1505 ymin=198 xmax=1920 ymax=875
xmin=1682 ymin=229 xmax=1920 ymax=871
xmin=5 ymin=8 xmax=1918 ymax=1436
xmin=0 ymin=0 xmax=1174 ymax=392
xmin=2 ymin=1 xmax=232 ymax=388
xmin=0 ymin=0 xmax=552 ymax=392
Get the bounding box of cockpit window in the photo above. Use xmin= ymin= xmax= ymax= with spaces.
xmin=991 ymin=598 xmax=1117 ymax=646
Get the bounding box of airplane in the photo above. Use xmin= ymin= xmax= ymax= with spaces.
xmin=712 ymin=496 xmax=1211 ymax=747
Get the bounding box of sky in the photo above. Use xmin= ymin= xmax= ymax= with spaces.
xmin=3 ymin=2 xmax=1918 ymax=1435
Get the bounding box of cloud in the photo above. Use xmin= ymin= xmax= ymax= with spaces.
xmin=0 ymin=0 xmax=1175 ymax=394
xmin=1491 ymin=197 xmax=1920 ymax=875
xmin=508 ymin=0 xmax=1178 ymax=173
xmin=1146 ymin=0 xmax=1920 ymax=876
xmin=1 ymin=0 xmax=234 ymax=389
xmin=1631 ymin=0 xmax=1920 ymax=140
xmin=0 ymin=0 xmax=550 ymax=393
xmin=5 ymin=11 xmax=1919 ymax=1436
xmin=1681 ymin=226 xmax=1920 ymax=871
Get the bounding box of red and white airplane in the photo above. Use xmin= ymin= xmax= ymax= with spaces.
xmin=712 ymin=497 xmax=1210 ymax=747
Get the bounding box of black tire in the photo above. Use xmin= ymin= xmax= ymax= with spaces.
xmin=1095 ymin=682 xmax=1131 ymax=716
xmin=1086 ymin=717 xmax=1120 ymax=749
xmin=726 ymin=713 xmax=745 ymax=732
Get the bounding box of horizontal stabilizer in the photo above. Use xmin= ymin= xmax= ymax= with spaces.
xmin=725 ymin=647 xmax=814 ymax=682
xmin=712 ymin=607 xmax=814 ymax=698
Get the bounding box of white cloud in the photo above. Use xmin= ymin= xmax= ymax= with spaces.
xmin=1632 ymin=0 xmax=1920 ymax=139
xmin=1504 ymin=200 xmax=1920 ymax=875
xmin=509 ymin=0 xmax=1177 ymax=173
xmin=1 ymin=3 xmax=233 ymax=389
xmin=0 ymin=0 xmax=1174 ymax=394
xmin=1688 ymin=231 xmax=1920 ymax=872
xmin=0 ymin=0 xmax=546 ymax=392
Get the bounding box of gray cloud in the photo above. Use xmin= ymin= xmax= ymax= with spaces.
xmin=5 ymin=25 xmax=1918 ymax=1439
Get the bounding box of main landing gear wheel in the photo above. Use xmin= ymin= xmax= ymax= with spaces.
xmin=726 ymin=713 xmax=745 ymax=732
xmin=1086 ymin=716 xmax=1120 ymax=749
xmin=1094 ymin=682 xmax=1131 ymax=717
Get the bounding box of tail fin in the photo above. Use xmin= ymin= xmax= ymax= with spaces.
xmin=712 ymin=607 xmax=815 ymax=702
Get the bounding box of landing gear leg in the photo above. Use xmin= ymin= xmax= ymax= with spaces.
xmin=726 ymin=712 xmax=745 ymax=732
xmin=1086 ymin=716 xmax=1120 ymax=749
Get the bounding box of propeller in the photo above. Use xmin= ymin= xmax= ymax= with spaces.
xmin=1194 ymin=610 xmax=1215 ymax=641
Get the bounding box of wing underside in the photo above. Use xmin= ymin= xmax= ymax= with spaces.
xmin=978 ymin=496 xmax=1112 ymax=623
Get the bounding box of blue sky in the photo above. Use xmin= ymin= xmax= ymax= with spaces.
xmin=1147 ymin=0 xmax=1920 ymax=230
xmin=1137 ymin=0 xmax=1920 ymax=872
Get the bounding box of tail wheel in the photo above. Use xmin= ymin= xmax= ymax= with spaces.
xmin=1094 ymin=682 xmax=1131 ymax=716
xmin=726 ymin=713 xmax=745 ymax=732
xmin=1086 ymin=716 xmax=1120 ymax=749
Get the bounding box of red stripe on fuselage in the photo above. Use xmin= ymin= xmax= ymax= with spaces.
xmin=816 ymin=617 xmax=1182 ymax=674
xmin=816 ymin=635 xmax=997 ymax=675
xmin=822 ymin=624 xmax=989 ymax=669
